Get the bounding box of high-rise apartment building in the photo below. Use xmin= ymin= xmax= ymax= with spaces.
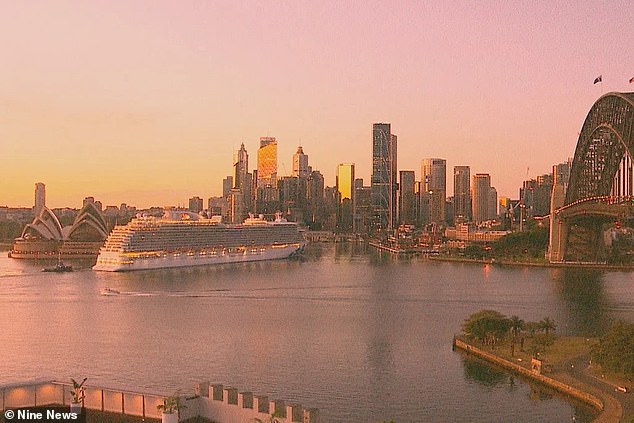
xmin=421 ymin=158 xmax=446 ymax=224
xmin=371 ymin=123 xmax=397 ymax=232
xmin=34 ymin=182 xmax=45 ymax=216
xmin=472 ymin=173 xmax=493 ymax=224
xmin=552 ymin=159 xmax=572 ymax=187
xmin=399 ymin=171 xmax=416 ymax=225
xmin=257 ymin=137 xmax=277 ymax=188
xmin=453 ymin=166 xmax=471 ymax=223
xmin=292 ymin=146 xmax=309 ymax=178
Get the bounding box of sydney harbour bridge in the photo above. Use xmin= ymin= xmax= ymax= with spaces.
xmin=548 ymin=92 xmax=634 ymax=263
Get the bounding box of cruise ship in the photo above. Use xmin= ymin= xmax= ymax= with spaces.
xmin=93 ymin=210 xmax=305 ymax=272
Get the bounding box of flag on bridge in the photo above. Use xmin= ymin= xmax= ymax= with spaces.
xmin=594 ymin=75 xmax=602 ymax=84
xmin=630 ymin=76 xmax=634 ymax=83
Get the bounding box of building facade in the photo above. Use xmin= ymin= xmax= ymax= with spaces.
xmin=371 ymin=123 xmax=397 ymax=233
xmin=188 ymin=196 xmax=204 ymax=213
xmin=472 ymin=173 xmax=492 ymax=224
xmin=257 ymin=137 xmax=277 ymax=189
xmin=421 ymin=158 xmax=446 ymax=224
xmin=453 ymin=166 xmax=471 ymax=223
xmin=399 ymin=170 xmax=416 ymax=225
xmin=292 ymin=146 xmax=309 ymax=178
xmin=336 ymin=163 xmax=355 ymax=232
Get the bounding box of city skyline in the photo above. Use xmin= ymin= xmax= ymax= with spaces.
xmin=2 ymin=1 xmax=634 ymax=208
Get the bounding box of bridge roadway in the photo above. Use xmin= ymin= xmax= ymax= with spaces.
xmin=555 ymin=196 xmax=634 ymax=220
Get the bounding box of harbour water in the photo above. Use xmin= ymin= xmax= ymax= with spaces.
xmin=2 ymin=243 xmax=633 ymax=422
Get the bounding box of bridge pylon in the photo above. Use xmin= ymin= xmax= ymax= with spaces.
xmin=548 ymin=183 xmax=567 ymax=262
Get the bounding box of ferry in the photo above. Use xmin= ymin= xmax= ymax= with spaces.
xmin=93 ymin=211 xmax=305 ymax=272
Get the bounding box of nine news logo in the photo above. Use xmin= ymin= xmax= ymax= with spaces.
xmin=2 ymin=407 xmax=86 ymax=423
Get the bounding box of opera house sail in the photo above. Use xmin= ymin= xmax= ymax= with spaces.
xmin=9 ymin=202 xmax=109 ymax=259
xmin=93 ymin=210 xmax=305 ymax=272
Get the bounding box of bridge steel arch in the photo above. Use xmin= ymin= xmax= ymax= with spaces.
xmin=549 ymin=92 xmax=634 ymax=262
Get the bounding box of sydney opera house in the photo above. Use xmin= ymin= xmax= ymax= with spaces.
xmin=9 ymin=202 xmax=109 ymax=259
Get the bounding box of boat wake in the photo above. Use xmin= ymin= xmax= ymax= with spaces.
xmin=100 ymin=288 xmax=230 ymax=298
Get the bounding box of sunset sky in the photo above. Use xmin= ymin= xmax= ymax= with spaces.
xmin=2 ymin=1 xmax=633 ymax=208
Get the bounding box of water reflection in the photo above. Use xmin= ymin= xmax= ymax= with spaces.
xmin=463 ymin=357 xmax=507 ymax=387
xmin=550 ymin=268 xmax=609 ymax=336
xmin=462 ymin=356 xmax=597 ymax=422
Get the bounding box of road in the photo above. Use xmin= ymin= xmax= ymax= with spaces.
xmin=560 ymin=354 xmax=632 ymax=422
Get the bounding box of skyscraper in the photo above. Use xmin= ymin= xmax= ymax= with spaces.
xmin=421 ymin=159 xmax=447 ymax=192
xmin=399 ymin=171 xmax=415 ymax=225
xmin=336 ymin=163 xmax=355 ymax=201
xmin=34 ymin=182 xmax=45 ymax=216
xmin=306 ymin=170 xmax=324 ymax=227
xmin=453 ymin=166 xmax=471 ymax=223
xmin=371 ymin=123 xmax=397 ymax=232
xmin=222 ymin=176 xmax=233 ymax=198
xmin=472 ymin=173 xmax=493 ymax=223
xmin=232 ymin=143 xmax=252 ymax=213
xmin=233 ymin=143 xmax=249 ymax=190
xmin=257 ymin=137 xmax=277 ymax=188
xmin=292 ymin=146 xmax=309 ymax=178
xmin=488 ymin=187 xmax=498 ymax=220
xmin=421 ymin=158 xmax=446 ymax=224
xmin=336 ymin=163 xmax=355 ymax=232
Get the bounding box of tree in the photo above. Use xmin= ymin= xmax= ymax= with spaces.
xmin=531 ymin=333 xmax=555 ymax=355
xmin=509 ymin=315 xmax=525 ymax=337
xmin=592 ymin=320 xmax=634 ymax=380
xmin=462 ymin=310 xmax=511 ymax=344
xmin=524 ymin=321 xmax=540 ymax=336
xmin=538 ymin=317 xmax=556 ymax=334
xmin=508 ymin=315 xmax=525 ymax=356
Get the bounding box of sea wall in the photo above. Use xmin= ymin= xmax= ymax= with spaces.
xmin=1 ymin=380 xmax=319 ymax=423
xmin=453 ymin=338 xmax=603 ymax=411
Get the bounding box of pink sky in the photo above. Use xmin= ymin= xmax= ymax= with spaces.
xmin=1 ymin=1 xmax=633 ymax=208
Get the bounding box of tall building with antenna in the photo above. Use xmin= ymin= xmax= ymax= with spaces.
xmin=292 ymin=146 xmax=309 ymax=178
xmin=233 ymin=143 xmax=249 ymax=190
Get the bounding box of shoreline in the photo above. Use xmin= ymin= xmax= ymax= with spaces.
xmin=431 ymin=255 xmax=634 ymax=271
xmin=453 ymin=337 xmax=623 ymax=422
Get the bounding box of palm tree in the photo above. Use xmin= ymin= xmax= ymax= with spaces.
xmin=509 ymin=315 xmax=525 ymax=356
xmin=509 ymin=315 xmax=525 ymax=337
xmin=539 ymin=317 xmax=556 ymax=334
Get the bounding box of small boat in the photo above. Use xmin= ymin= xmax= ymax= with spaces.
xmin=43 ymin=262 xmax=73 ymax=272
xmin=101 ymin=287 xmax=121 ymax=296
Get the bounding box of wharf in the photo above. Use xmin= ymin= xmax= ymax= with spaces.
xmin=368 ymin=240 xmax=438 ymax=255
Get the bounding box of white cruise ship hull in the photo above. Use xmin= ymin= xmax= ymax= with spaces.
xmin=93 ymin=243 xmax=304 ymax=272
